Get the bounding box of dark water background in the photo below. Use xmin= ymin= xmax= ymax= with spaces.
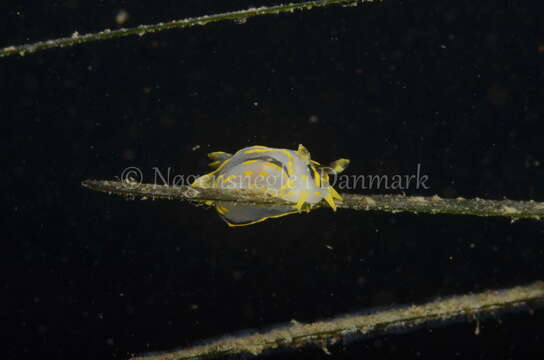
xmin=2 ymin=0 xmax=543 ymax=359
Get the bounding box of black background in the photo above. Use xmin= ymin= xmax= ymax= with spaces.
xmin=2 ymin=0 xmax=543 ymax=359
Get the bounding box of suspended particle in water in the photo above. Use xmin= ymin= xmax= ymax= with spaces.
xmin=116 ymin=9 xmax=130 ymax=25
xmin=308 ymin=115 xmax=319 ymax=124
xmin=234 ymin=17 xmax=248 ymax=24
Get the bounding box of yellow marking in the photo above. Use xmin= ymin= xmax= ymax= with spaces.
xmin=207 ymin=151 xmax=222 ymax=158
xmin=329 ymin=186 xmax=342 ymax=200
xmin=280 ymin=175 xmax=296 ymax=191
xmin=242 ymin=160 xmax=257 ymax=165
xmin=302 ymin=174 xmax=307 ymax=182
xmin=263 ymin=162 xmax=282 ymax=171
xmin=322 ymin=173 xmax=330 ymax=185
xmin=208 ymin=151 xmax=231 ymax=159
xmin=282 ymin=190 xmax=293 ymax=197
xmin=286 ymin=178 xmax=296 ymax=189
xmin=191 ymin=174 xmax=213 ymax=188
xmin=258 ymin=171 xmax=268 ymax=177
xmin=208 ymin=160 xmax=221 ymax=168
xmin=243 ymin=171 xmax=253 ymax=176
xmin=214 ymin=174 xmax=227 ymax=184
xmin=314 ymin=191 xmax=321 ymax=196
xmin=222 ymin=175 xmax=236 ymax=183
xmin=244 ymin=148 xmax=294 ymax=168
xmin=310 ymin=166 xmax=321 ymax=187
xmin=295 ymin=191 xmax=309 ymax=212
xmin=311 ymin=160 xmax=321 ymax=165
xmin=330 ymin=158 xmax=350 ymax=173
xmin=216 ymin=206 xmax=228 ymax=215
xmin=297 ymin=144 xmax=311 ymax=161
xmin=324 ymin=193 xmax=337 ymax=211
xmin=252 ymin=148 xmax=295 ymax=177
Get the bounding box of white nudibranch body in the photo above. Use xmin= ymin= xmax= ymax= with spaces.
xmin=191 ymin=144 xmax=349 ymax=227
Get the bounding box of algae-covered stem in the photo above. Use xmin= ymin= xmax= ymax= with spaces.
xmin=1 ymin=0 xmax=377 ymax=58
xmin=81 ymin=179 xmax=544 ymax=220
xmin=128 ymin=281 xmax=544 ymax=360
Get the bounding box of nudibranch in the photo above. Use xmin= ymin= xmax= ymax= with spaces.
xmin=191 ymin=145 xmax=349 ymax=227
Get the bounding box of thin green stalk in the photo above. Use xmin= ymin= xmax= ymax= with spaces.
xmin=1 ymin=0 xmax=374 ymax=58
xmin=81 ymin=179 xmax=544 ymax=220
xmin=129 ymin=281 xmax=544 ymax=360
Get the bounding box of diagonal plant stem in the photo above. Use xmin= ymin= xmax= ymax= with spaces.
xmin=129 ymin=281 xmax=544 ymax=360
xmin=81 ymin=179 xmax=544 ymax=220
xmin=1 ymin=0 xmax=375 ymax=58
